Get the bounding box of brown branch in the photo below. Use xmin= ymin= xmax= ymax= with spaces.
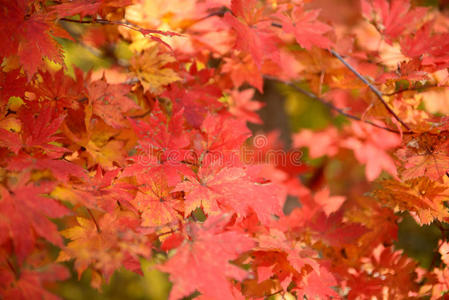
xmin=265 ymin=20 xmax=414 ymax=133
xmin=59 ymin=17 xmax=181 ymax=51
xmin=59 ymin=17 xmax=180 ymax=36
xmin=59 ymin=18 xmax=110 ymax=24
xmin=266 ymin=76 xmax=412 ymax=134
xmin=329 ymin=49 xmax=412 ymax=131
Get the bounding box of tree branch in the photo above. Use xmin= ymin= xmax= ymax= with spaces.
xmin=60 ymin=17 xmax=180 ymax=36
xmin=329 ymin=49 xmax=412 ymax=131
xmin=266 ymin=76 xmax=412 ymax=134
xmin=59 ymin=17 xmax=181 ymax=50
xmin=266 ymin=20 xmax=413 ymax=132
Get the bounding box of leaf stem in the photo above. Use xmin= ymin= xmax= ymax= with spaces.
xmin=87 ymin=208 xmax=101 ymax=233
xmin=7 ymin=259 xmax=19 ymax=280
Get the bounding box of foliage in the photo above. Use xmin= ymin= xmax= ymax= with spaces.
xmin=3 ymin=0 xmax=449 ymax=299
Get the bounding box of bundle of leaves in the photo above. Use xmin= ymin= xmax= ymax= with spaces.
xmin=3 ymin=0 xmax=449 ymax=299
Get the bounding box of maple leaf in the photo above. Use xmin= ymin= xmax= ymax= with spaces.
xmin=0 ymin=1 xmax=63 ymax=78
xmin=361 ymin=0 xmax=427 ymax=43
xmin=130 ymin=102 xmax=190 ymax=159
xmin=0 ymin=69 xmax=27 ymax=107
xmin=227 ymin=89 xmax=264 ymax=124
xmin=58 ymin=210 xmax=150 ymax=288
xmin=130 ymin=46 xmax=181 ymax=95
xmin=173 ymin=165 xmax=243 ymax=217
xmin=133 ymin=171 xmax=183 ymax=227
xmin=294 ymin=266 xmax=338 ymax=299
xmin=52 ymin=166 xmax=134 ymax=213
xmin=88 ymin=79 xmax=139 ymax=129
xmin=0 ymin=261 xmax=69 ymax=300
xmin=62 ymin=111 xmax=129 ymax=169
xmin=375 ymin=177 xmax=449 ymax=225
xmin=429 ymin=267 xmax=449 ymax=299
xmin=345 ymin=196 xmax=399 ymax=251
xmin=223 ymin=0 xmax=279 ymax=69
xmin=175 ymin=161 xmax=284 ymax=223
xmin=313 ymin=188 xmax=346 ymax=217
xmin=396 ymin=131 xmax=449 ymax=181
xmin=439 ymin=241 xmax=449 ymax=267
xmin=347 ymin=245 xmax=420 ymax=299
xmin=0 ymin=175 xmax=70 ymax=261
xmin=31 ymin=68 xmax=86 ymax=110
xmin=222 ymin=53 xmax=264 ymax=92
xmin=310 ymin=209 xmax=368 ymax=247
xmin=162 ymin=64 xmax=224 ymax=128
xmin=341 ymin=122 xmax=401 ymax=181
xmin=7 ymin=154 xmax=87 ymax=183
xmin=247 ymin=230 xmax=338 ymax=297
xmin=158 ymin=216 xmax=254 ymax=300
xmin=18 ymin=101 xmax=67 ymax=155
xmin=200 ymin=112 xmax=251 ymax=153
xmin=294 ymin=127 xmax=340 ymax=158
xmin=0 ymin=128 xmax=21 ymax=154
xmin=277 ymin=4 xmax=333 ymax=50
xmin=126 ymin=103 xmax=192 ymax=186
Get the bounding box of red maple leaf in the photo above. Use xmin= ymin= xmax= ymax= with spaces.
xmin=396 ymin=131 xmax=449 ymax=181
xmin=18 ymin=101 xmax=67 ymax=155
xmin=175 ymin=161 xmax=284 ymax=223
xmin=0 ymin=174 xmax=70 ymax=261
xmin=222 ymin=53 xmax=264 ymax=92
xmin=0 ymin=1 xmax=63 ymax=78
xmin=0 ymin=262 xmax=69 ymax=300
xmin=276 ymin=4 xmax=333 ymax=50
xmin=158 ymin=216 xmax=254 ymax=300
xmin=126 ymin=103 xmax=193 ymax=186
xmin=361 ymin=0 xmax=427 ymax=43
xmin=88 ymin=79 xmax=139 ymax=129
xmin=223 ymin=0 xmax=279 ymax=68
xmin=133 ymin=170 xmax=183 ymax=227
xmin=200 ymin=112 xmax=251 ymax=153
xmin=163 ymin=64 xmax=223 ymax=128
xmin=7 ymin=154 xmax=86 ymax=183
xmin=0 ymin=70 xmax=27 ymax=107
xmin=32 ymin=68 xmax=86 ymax=110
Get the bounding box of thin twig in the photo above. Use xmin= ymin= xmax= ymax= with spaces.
xmin=59 ymin=17 xmax=181 ymax=50
xmin=60 ymin=17 xmax=180 ymax=36
xmin=265 ymin=20 xmax=413 ymax=132
xmin=329 ymin=49 xmax=411 ymax=131
xmin=156 ymin=229 xmax=180 ymax=238
xmin=383 ymin=84 xmax=449 ymax=96
xmin=290 ymin=84 xmax=400 ymax=133
xmin=265 ymin=289 xmax=284 ymax=297
xmin=266 ymin=76 xmax=411 ymax=134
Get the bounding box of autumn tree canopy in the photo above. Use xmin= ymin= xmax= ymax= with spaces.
xmin=3 ymin=0 xmax=449 ymax=299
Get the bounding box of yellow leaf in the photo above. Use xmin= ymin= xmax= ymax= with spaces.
xmin=131 ymin=46 xmax=181 ymax=95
